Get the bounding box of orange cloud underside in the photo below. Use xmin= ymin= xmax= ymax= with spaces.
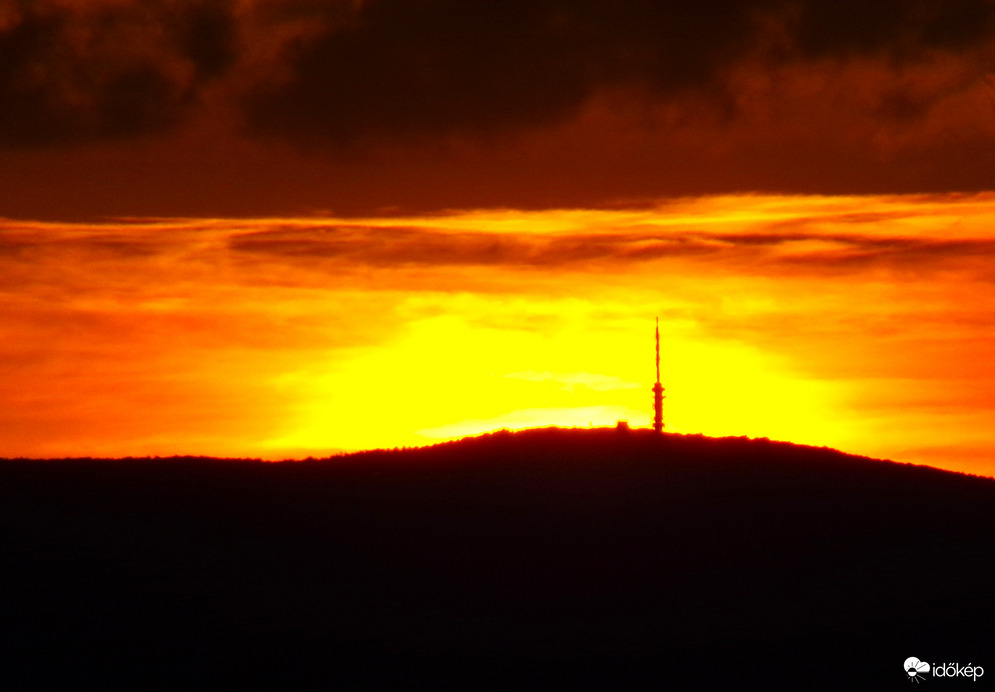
xmin=2 ymin=193 xmax=995 ymax=476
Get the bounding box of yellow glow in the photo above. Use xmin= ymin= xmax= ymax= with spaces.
xmin=262 ymin=308 xmax=847 ymax=456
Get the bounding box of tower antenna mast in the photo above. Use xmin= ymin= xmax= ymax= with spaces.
xmin=653 ymin=318 xmax=665 ymax=434
xmin=656 ymin=318 xmax=661 ymax=384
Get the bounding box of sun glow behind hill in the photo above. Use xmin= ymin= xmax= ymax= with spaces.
xmin=269 ymin=312 xmax=841 ymax=453
xmin=3 ymin=193 xmax=995 ymax=476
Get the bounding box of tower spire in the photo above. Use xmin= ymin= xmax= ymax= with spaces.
xmin=653 ymin=318 xmax=665 ymax=433
xmin=655 ymin=317 xmax=661 ymax=385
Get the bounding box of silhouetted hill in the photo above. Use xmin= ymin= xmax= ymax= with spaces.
xmin=2 ymin=428 xmax=993 ymax=690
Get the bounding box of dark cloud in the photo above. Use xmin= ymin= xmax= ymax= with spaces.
xmin=1 ymin=0 xmax=993 ymax=151
xmin=7 ymin=207 xmax=995 ymax=306
xmin=225 ymin=219 xmax=995 ymax=277
xmin=244 ymin=0 xmax=757 ymax=144
xmin=0 ymin=228 xmax=39 ymax=257
xmin=174 ymin=4 xmax=239 ymax=78
xmin=0 ymin=1 xmax=237 ymax=148
xmin=230 ymin=225 xmax=541 ymax=266
xmin=777 ymin=236 xmax=995 ymax=271
xmin=227 ymin=224 xmax=723 ymax=268
xmin=2 ymin=0 xmax=995 ymax=215
xmin=244 ymin=0 xmax=995 ymax=146
xmin=790 ymin=0 xmax=995 ymax=57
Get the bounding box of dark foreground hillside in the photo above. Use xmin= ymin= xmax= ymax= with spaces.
xmin=2 ymin=428 xmax=994 ymax=690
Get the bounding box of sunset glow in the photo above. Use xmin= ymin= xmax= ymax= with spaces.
xmin=3 ymin=193 xmax=994 ymax=475
xmin=7 ymin=5 xmax=995 ymax=689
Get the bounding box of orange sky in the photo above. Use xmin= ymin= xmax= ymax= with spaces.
xmin=3 ymin=2 xmax=995 ymax=474
xmin=3 ymin=193 xmax=994 ymax=476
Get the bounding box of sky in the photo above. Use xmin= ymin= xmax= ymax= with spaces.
xmin=2 ymin=0 xmax=995 ymax=475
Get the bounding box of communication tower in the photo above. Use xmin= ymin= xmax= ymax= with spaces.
xmin=653 ymin=318 xmax=665 ymax=434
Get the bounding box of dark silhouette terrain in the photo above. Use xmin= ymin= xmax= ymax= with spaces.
xmin=2 ymin=428 xmax=993 ymax=690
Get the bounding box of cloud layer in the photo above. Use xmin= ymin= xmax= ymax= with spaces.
xmin=1 ymin=0 xmax=992 ymax=146
xmin=0 ymin=0 xmax=237 ymax=148
xmin=2 ymin=1 xmax=995 ymax=217
xmin=244 ymin=0 xmax=995 ymax=146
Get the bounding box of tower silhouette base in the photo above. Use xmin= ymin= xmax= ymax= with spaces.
xmin=653 ymin=382 xmax=664 ymax=434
